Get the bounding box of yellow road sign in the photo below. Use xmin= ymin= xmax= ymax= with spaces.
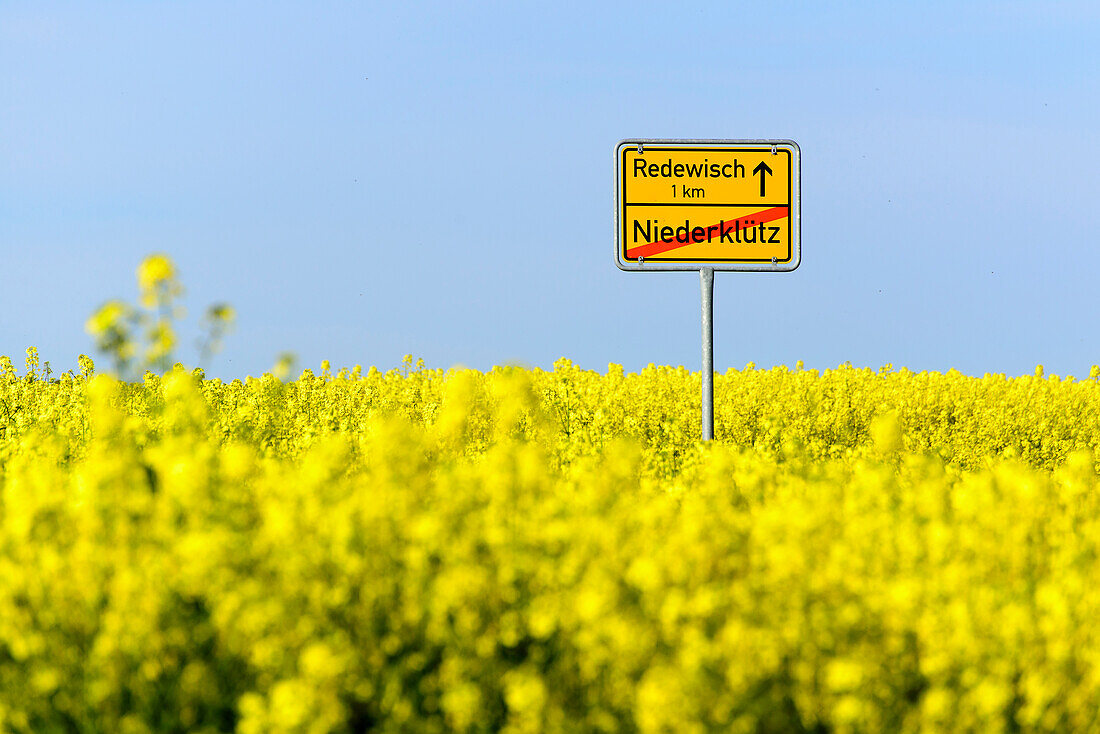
xmin=615 ymin=140 xmax=800 ymax=271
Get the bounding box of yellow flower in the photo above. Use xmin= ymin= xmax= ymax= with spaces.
xmin=137 ymin=253 xmax=175 ymax=292
xmin=85 ymin=300 xmax=128 ymax=335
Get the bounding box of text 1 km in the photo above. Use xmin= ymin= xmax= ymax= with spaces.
xmin=673 ymin=185 xmax=705 ymax=199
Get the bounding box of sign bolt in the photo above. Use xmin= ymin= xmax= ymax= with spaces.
xmin=637 ymin=142 xmax=644 ymax=154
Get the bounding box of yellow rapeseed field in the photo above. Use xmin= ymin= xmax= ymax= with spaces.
xmin=3 ymin=348 xmax=1100 ymax=732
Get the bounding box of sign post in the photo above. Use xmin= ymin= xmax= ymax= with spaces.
xmin=700 ymin=267 xmax=714 ymax=440
xmin=615 ymin=139 xmax=801 ymax=440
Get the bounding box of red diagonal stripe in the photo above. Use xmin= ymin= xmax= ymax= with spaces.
xmin=625 ymin=206 xmax=789 ymax=259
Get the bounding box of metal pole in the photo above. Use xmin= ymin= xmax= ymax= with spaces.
xmin=700 ymin=267 xmax=714 ymax=441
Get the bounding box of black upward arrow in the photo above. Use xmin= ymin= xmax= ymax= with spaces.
xmin=753 ymin=161 xmax=773 ymax=197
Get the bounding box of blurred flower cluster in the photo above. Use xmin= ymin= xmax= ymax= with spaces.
xmin=86 ymin=254 xmax=234 ymax=379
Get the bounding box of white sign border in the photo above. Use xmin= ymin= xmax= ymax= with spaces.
xmin=615 ymin=139 xmax=801 ymax=272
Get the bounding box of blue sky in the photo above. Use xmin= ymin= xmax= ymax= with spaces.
xmin=3 ymin=1 xmax=1099 ymax=378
